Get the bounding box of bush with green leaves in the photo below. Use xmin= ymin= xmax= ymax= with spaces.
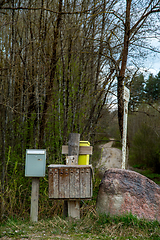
xmin=129 ymin=124 xmax=160 ymax=173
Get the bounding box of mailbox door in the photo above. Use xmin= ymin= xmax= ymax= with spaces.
xmin=25 ymin=152 xmax=46 ymax=177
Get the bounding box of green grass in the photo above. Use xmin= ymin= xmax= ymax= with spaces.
xmin=1 ymin=212 xmax=160 ymax=240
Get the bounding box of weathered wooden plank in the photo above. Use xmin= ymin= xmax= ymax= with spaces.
xmin=53 ymin=168 xmax=59 ymax=198
xmin=30 ymin=177 xmax=39 ymax=222
xmin=85 ymin=168 xmax=90 ymax=198
xmin=59 ymin=168 xmax=65 ymax=198
xmin=48 ymin=167 xmax=59 ymax=198
xmin=62 ymin=146 xmax=93 ymax=155
xmin=80 ymin=168 xmax=86 ymax=198
xmin=57 ymin=168 xmax=70 ymax=198
xmin=68 ymin=200 xmax=80 ymax=219
xmin=68 ymin=133 xmax=80 ymax=156
xmin=49 ymin=164 xmax=92 ymax=168
xmin=91 ymin=168 xmax=93 ymax=198
xmin=75 ymin=168 xmax=80 ymax=198
xmin=62 ymin=145 xmax=68 ymax=154
xmin=80 ymin=146 xmax=93 ymax=154
xmin=64 ymin=168 xmax=69 ymax=198
xmin=69 ymin=168 xmax=75 ymax=198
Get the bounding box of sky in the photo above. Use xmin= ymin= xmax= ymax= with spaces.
xmin=144 ymin=58 xmax=160 ymax=76
xmin=142 ymin=37 xmax=160 ymax=77
xmin=109 ymin=37 xmax=160 ymax=109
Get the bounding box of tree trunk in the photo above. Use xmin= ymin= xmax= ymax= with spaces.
xmin=117 ymin=0 xmax=131 ymax=139
xmin=38 ymin=0 xmax=62 ymax=148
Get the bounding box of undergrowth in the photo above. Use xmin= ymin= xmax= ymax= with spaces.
xmin=1 ymin=212 xmax=160 ymax=240
xmin=1 ymin=143 xmax=160 ymax=240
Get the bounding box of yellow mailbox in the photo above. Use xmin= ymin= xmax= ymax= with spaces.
xmin=78 ymin=141 xmax=90 ymax=165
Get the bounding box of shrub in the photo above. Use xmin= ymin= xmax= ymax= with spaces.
xmin=129 ymin=124 xmax=160 ymax=173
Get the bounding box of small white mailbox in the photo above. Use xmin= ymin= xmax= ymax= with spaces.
xmin=25 ymin=149 xmax=46 ymax=177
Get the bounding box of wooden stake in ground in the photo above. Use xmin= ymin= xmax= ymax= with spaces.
xmin=67 ymin=133 xmax=80 ymax=219
xmin=121 ymin=86 xmax=130 ymax=169
xmin=30 ymin=177 xmax=39 ymax=222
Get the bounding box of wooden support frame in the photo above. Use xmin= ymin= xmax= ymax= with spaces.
xmin=67 ymin=133 xmax=80 ymax=219
xmin=48 ymin=133 xmax=93 ymax=219
xmin=30 ymin=177 xmax=39 ymax=222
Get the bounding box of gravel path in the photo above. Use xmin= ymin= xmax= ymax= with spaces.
xmin=96 ymin=139 xmax=122 ymax=177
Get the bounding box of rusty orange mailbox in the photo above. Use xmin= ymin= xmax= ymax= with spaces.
xmin=48 ymin=164 xmax=93 ymax=199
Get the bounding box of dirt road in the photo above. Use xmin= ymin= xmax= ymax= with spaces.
xmin=96 ymin=139 xmax=122 ymax=177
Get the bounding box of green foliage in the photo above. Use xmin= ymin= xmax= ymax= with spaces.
xmin=129 ymin=73 xmax=145 ymax=111
xmin=145 ymin=72 xmax=160 ymax=103
xmin=0 ymin=146 xmax=64 ymax=221
xmin=1 ymin=147 xmax=31 ymax=218
xmin=129 ymin=123 xmax=160 ymax=173
xmin=129 ymin=71 xmax=160 ymax=111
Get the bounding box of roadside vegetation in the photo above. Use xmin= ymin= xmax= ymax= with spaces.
xmin=1 ymin=211 xmax=160 ymax=239
xmin=1 ymin=146 xmax=160 ymax=240
xmin=1 ymin=151 xmax=159 ymax=239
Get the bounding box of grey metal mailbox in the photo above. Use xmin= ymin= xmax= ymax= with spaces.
xmin=25 ymin=149 xmax=46 ymax=177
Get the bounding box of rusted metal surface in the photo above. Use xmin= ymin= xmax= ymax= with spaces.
xmin=48 ymin=165 xmax=92 ymax=199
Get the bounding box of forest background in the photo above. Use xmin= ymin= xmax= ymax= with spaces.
xmin=0 ymin=0 xmax=160 ymax=220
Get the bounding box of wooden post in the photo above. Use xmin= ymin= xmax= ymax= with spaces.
xmin=122 ymin=87 xmax=130 ymax=169
xmin=67 ymin=133 xmax=80 ymax=219
xmin=30 ymin=177 xmax=39 ymax=222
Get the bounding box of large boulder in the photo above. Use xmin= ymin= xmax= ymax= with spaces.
xmin=96 ymin=169 xmax=160 ymax=222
